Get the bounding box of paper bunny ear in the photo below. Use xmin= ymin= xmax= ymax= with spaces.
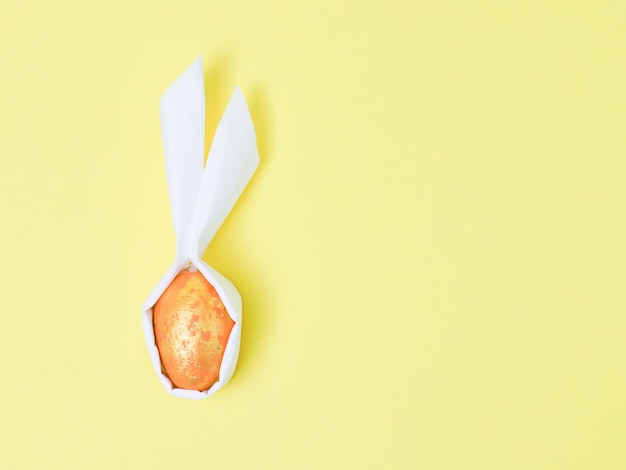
xmin=190 ymin=86 xmax=260 ymax=261
xmin=160 ymin=56 xmax=206 ymax=266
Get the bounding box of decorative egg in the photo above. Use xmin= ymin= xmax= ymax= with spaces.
xmin=153 ymin=270 xmax=235 ymax=391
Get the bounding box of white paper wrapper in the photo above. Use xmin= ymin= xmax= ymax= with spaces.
xmin=142 ymin=56 xmax=259 ymax=399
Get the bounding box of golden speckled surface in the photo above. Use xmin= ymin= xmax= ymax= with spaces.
xmin=153 ymin=271 xmax=234 ymax=390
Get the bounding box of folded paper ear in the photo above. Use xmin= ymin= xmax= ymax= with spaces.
xmin=160 ymin=55 xmax=206 ymax=266
xmin=190 ymin=87 xmax=260 ymax=260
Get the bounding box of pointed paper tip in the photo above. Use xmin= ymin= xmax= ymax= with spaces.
xmin=229 ymin=86 xmax=252 ymax=118
xmin=160 ymin=55 xmax=205 ymax=112
xmin=193 ymin=53 xmax=203 ymax=69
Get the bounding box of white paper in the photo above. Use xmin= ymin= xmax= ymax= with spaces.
xmin=142 ymin=56 xmax=259 ymax=399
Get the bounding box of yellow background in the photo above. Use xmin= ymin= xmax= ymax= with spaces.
xmin=1 ymin=1 xmax=625 ymax=468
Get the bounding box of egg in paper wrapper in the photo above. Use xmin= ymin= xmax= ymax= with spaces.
xmin=153 ymin=270 xmax=235 ymax=391
xmin=143 ymin=55 xmax=260 ymax=397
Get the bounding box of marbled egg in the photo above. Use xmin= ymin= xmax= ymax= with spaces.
xmin=153 ymin=270 xmax=235 ymax=390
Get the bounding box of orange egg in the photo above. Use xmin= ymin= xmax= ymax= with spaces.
xmin=153 ymin=270 xmax=235 ymax=391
